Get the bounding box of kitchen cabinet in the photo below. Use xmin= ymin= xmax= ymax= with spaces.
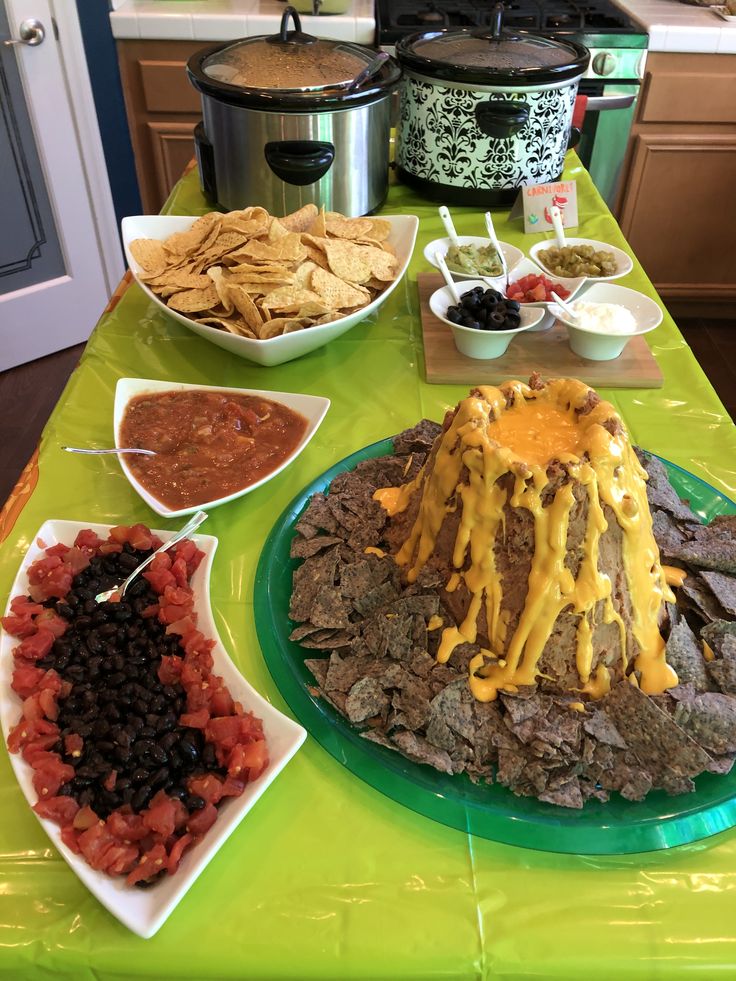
xmin=616 ymin=52 xmax=736 ymax=313
xmin=117 ymin=40 xmax=204 ymax=213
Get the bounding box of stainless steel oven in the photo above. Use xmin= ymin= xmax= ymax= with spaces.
xmin=376 ymin=0 xmax=649 ymax=207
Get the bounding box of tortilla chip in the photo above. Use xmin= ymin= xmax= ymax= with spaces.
xmin=167 ymin=285 xmax=220 ymax=312
xmin=280 ymin=203 xmax=319 ymax=233
xmin=311 ymin=266 xmax=371 ymax=310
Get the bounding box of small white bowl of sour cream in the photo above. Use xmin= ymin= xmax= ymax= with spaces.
xmin=549 ymin=283 xmax=663 ymax=361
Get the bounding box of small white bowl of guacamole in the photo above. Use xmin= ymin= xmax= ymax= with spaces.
xmin=424 ymin=235 xmax=523 ymax=280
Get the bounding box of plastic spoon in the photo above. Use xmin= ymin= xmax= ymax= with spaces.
xmin=62 ymin=446 xmax=157 ymax=457
xmin=549 ymin=205 xmax=567 ymax=248
xmin=484 ymin=210 xmax=508 ymax=289
xmin=435 ymin=250 xmax=461 ymax=304
xmin=94 ymin=510 xmax=208 ymax=603
xmin=551 ymin=290 xmax=579 ymax=323
xmin=438 ymin=206 xmax=460 ymax=248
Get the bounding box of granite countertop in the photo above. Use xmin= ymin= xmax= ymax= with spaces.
xmin=109 ymin=0 xmax=736 ymax=54
xmin=109 ymin=0 xmax=376 ymax=44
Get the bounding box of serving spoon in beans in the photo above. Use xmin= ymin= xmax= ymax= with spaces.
xmin=94 ymin=510 xmax=208 ymax=604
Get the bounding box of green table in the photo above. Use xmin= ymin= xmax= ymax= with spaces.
xmin=1 ymin=158 xmax=735 ymax=979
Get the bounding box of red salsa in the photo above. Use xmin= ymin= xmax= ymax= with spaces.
xmin=120 ymin=391 xmax=308 ymax=509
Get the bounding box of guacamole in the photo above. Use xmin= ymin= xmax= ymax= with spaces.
xmin=445 ymin=243 xmax=503 ymax=277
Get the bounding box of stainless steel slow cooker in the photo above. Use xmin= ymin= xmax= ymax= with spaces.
xmin=187 ymin=7 xmax=401 ymax=217
xmin=395 ymin=5 xmax=589 ymax=206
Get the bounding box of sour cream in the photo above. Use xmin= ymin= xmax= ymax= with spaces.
xmin=568 ymin=300 xmax=637 ymax=335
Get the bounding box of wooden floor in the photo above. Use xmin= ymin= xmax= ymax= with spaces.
xmin=0 ymin=319 xmax=734 ymax=507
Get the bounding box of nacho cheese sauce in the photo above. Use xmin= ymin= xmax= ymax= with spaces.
xmin=375 ymin=379 xmax=677 ymax=702
xmin=120 ymin=391 xmax=308 ymax=509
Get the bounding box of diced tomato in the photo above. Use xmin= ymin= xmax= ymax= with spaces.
xmin=34 ymin=795 xmax=80 ymax=826
xmin=65 ymin=547 xmax=92 ymax=576
xmin=166 ymin=833 xmax=193 ymax=875
xmin=103 ymin=769 xmax=118 ymax=792
xmin=180 ymin=708 xmax=209 ymax=729
xmin=32 ymin=757 xmax=75 ymax=799
xmin=505 ymin=273 xmax=570 ymax=304
xmin=64 ymin=732 xmax=84 ymax=758
xmin=165 ymin=616 xmax=197 ymax=638
xmin=45 ymin=542 xmax=70 ymax=558
xmin=141 ymin=603 xmax=160 ymax=619
xmin=73 ymin=805 xmax=100 ymax=831
xmin=186 ymin=802 xmax=217 ymax=837
xmin=173 ymin=539 xmax=204 ymax=577
xmin=37 ymin=668 xmax=63 ymax=693
xmin=106 ymin=807 xmax=148 ymax=842
xmin=208 ymin=688 xmax=234 ymax=717
xmin=27 ymin=555 xmax=73 ymax=601
xmin=7 ymin=717 xmax=59 ymax=754
xmin=74 ymin=529 xmax=104 ymax=551
xmin=187 ymin=774 xmax=223 ymax=806
xmin=11 ymin=664 xmax=46 ymax=699
xmin=143 ymin=792 xmax=188 ymax=839
xmin=21 ymin=734 xmax=61 ymax=764
xmin=205 ymin=715 xmax=242 ymax=751
xmin=97 ymin=541 xmax=123 ymax=555
xmin=77 ymin=821 xmax=118 ymax=871
xmin=60 ymin=825 xmax=82 ymax=854
xmin=227 ymin=740 xmax=268 ymax=780
xmin=125 ymin=843 xmax=168 ymax=886
xmin=14 ymin=628 xmax=55 ymax=662
xmin=221 ymin=776 xmax=246 ymax=798
xmin=158 ymin=654 xmax=183 ymax=685
xmin=144 ymin=553 xmax=176 ymax=593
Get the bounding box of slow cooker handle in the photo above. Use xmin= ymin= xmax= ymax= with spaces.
xmin=193 ymin=121 xmax=218 ymax=204
xmin=266 ymin=5 xmax=318 ymax=45
xmin=264 ymin=141 xmax=335 ymax=186
xmin=475 ymin=100 xmax=529 ymax=139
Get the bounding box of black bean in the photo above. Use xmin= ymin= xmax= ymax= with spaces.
xmin=150 ymin=767 xmax=170 ymax=789
xmin=131 ymin=784 xmax=153 ymax=811
xmin=185 ymin=795 xmax=205 ymax=811
xmin=131 ymin=767 xmax=149 ymax=785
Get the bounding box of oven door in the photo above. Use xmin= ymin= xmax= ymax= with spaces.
xmin=576 ymin=80 xmax=639 ymax=208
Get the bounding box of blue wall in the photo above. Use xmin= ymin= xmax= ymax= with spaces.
xmin=75 ymin=0 xmax=142 ymax=224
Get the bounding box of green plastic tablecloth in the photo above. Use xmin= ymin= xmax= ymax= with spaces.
xmin=1 ymin=157 xmax=735 ymax=979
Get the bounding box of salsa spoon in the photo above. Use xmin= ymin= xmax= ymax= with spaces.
xmin=94 ymin=510 xmax=208 ymax=604
xmin=62 ymin=446 xmax=157 ymax=457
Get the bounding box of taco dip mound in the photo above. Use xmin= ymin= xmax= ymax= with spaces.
xmin=288 ymin=375 xmax=736 ymax=808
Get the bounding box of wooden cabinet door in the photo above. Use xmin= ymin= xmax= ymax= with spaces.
xmin=618 ymin=132 xmax=736 ymax=300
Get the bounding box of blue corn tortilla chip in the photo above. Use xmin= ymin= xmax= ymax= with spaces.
xmin=603 ymin=681 xmax=713 ymax=782
xmin=670 ymin=516 xmax=736 ymax=574
xmin=665 ymin=618 xmax=714 ymax=692
xmin=670 ymin=687 xmax=736 ymax=755
xmin=707 ymin=636 xmax=736 ymax=694
xmin=346 ymin=678 xmax=389 ymax=723
xmin=636 ymin=448 xmax=701 ymax=524
xmin=700 ymin=571 xmax=736 ymax=617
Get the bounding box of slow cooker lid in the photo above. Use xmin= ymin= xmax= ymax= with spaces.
xmin=408 ymin=32 xmax=577 ymax=72
xmin=201 ymin=7 xmax=376 ymax=94
xmin=397 ymin=2 xmax=589 ymax=87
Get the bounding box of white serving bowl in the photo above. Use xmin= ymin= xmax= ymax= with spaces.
xmin=423 ymin=235 xmax=523 ymax=280
xmin=0 ymin=519 xmax=306 ymax=937
xmin=121 ymin=214 xmax=419 ymax=367
xmin=491 ymin=256 xmax=586 ymax=331
xmin=429 ymin=280 xmax=544 ymax=360
xmin=549 ymin=282 xmax=663 ymax=361
xmin=113 ymin=377 xmax=330 ymax=517
xmin=529 ymin=237 xmax=634 ymax=283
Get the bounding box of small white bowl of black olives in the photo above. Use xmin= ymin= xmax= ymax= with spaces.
xmin=429 ymin=281 xmax=545 ymax=360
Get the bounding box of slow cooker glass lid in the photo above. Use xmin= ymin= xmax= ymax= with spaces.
xmin=202 ymin=37 xmax=374 ymax=93
xmin=408 ymin=31 xmax=579 ymax=71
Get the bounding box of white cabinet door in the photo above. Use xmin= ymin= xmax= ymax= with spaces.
xmin=0 ymin=0 xmax=123 ymax=370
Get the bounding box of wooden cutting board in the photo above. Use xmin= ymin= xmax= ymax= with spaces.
xmin=417 ymin=272 xmax=663 ymax=388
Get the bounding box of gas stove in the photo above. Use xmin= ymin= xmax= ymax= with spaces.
xmin=377 ymin=0 xmax=648 ymax=63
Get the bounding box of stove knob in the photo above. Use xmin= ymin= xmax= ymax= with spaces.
xmin=592 ymin=52 xmax=617 ymax=76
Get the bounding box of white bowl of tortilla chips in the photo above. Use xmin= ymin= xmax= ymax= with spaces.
xmin=121 ymin=206 xmax=419 ymax=367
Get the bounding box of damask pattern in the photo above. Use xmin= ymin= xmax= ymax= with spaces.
xmin=396 ymin=76 xmax=578 ymax=190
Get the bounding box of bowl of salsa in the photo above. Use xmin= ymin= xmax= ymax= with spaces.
xmin=113 ymin=378 xmax=330 ymax=517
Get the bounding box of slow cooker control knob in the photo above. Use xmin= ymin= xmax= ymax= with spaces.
xmin=592 ymin=52 xmax=617 ymax=77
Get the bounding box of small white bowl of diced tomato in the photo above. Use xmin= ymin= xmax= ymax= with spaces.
xmin=486 ymin=258 xmax=586 ymax=332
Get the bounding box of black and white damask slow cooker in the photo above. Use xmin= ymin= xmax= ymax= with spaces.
xmin=394 ymin=10 xmax=590 ymax=206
